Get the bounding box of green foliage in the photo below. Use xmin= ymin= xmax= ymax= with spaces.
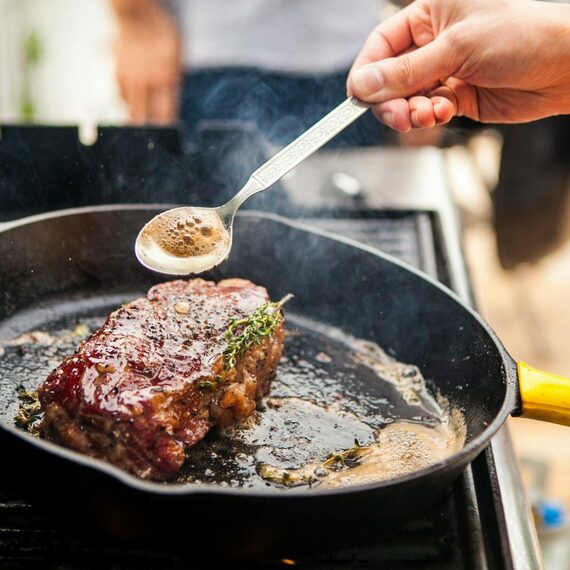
xmin=24 ymin=30 xmax=43 ymax=66
xmin=19 ymin=29 xmax=44 ymax=122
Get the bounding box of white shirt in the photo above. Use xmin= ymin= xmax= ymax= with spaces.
xmin=176 ymin=0 xmax=380 ymax=75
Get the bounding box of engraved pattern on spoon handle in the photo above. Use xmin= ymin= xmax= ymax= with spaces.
xmin=251 ymin=97 xmax=369 ymax=189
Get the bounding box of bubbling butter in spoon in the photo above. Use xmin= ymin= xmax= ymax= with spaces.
xmin=135 ymin=207 xmax=231 ymax=275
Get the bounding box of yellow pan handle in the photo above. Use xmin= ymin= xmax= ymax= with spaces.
xmin=518 ymin=361 xmax=570 ymax=426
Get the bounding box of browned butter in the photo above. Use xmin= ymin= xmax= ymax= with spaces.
xmin=137 ymin=207 xmax=231 ymax=274
xmin=259 ymin=409 xmax=466 ymax=489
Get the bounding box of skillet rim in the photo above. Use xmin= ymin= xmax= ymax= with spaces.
xmin=0 ymin=204 xmax=519 ymax=498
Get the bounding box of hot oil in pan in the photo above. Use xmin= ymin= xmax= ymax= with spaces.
xmin=0 ymin=320 xmax=99 ymax=431
xmin=0 ymin=306 xmax=465 ymax=490
xmin=178 ymin=315 xmax=466 ymax=489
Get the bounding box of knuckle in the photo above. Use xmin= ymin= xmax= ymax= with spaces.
xmin=395 ymin=55 xmax=416 ymax=88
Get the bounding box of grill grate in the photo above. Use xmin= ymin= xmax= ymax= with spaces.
xmin=0 ymin=487 xmax=468 ymax=569
xmin=304 ymin=216 xmax=424 ymax=270
xmin=302 ymin=212 xmax=441 ymax=277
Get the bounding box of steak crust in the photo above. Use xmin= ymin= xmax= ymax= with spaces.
xmin=38 ymin=278 xmax=285 ymax=480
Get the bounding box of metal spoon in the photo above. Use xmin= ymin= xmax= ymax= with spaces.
xmin=135 ymin=97 xmax=369 ymax=275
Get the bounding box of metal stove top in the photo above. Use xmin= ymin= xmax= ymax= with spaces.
xmin=0 ymin=126 xmax=541 ymax=568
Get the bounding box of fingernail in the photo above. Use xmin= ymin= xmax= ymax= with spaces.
xmin=380 ymin=112 xmax=395 ymax=128
xmin=352 ymin=65 xmax=383 ymax=95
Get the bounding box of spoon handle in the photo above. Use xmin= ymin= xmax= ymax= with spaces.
xmin=225 ymin=97 xmax=369 ymax=212
xmin=253 ymin=97 xmax=369 ymax=188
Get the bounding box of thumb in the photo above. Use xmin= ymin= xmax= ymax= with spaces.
xmin=349 ymin=37 xmax=457 ymax=102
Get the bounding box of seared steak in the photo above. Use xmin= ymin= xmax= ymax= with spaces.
xmin=39 ymin=279 xmax=285 ymax=480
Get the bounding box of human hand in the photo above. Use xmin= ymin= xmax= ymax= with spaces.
xmin=113 ymin=1 xmax=181 ymax=123
xmin=347 ymin=0 xmax=570 ymax=132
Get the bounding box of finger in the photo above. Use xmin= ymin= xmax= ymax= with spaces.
xmin=442 ymin=78 xmax=479 ymax=119
xmin=372 ymin=94 xmax=454 ymax=132
xmin=372 ymin=98 xmax=412 ymax=133
xmin=148 ymin=83 xmax=178 ymax=123
xmin=348 ymin=7 xmax=418 ymax=96
xmin=350 ymin=6 xmax=417 ymax=75
xmin=126 ymin=80 xmax=149 ymax=123
xmin=117 ymin=76 xmax=128 ymax=104
xmin=415 ymin=81 xmax=441 ymax=96
xmin=431 ymin=95 xmax=455 ymax=124
xmin=409 ymin=96 xmax=436 ymax=128
xmin=428 ymin=79 xmax=478 ymax=120
xmin=349 ymin=37 xmax=458 ymax=103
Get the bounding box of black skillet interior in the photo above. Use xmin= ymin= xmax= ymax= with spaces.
xmin=0 ymin=206 xmax=519 ymax=555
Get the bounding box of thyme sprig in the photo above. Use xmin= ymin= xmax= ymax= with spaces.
xmin=198 ymin=294 xmax=292 ymax=390
xmin=223 ymin=294 xmax=292 ymax=372
xmin=323 ymin=439 xmax=368 ymax=470
xmin=259 ymin=439 xmax=374 ymax=487
xmin=15 ymin=389 xmax=42 ymax=436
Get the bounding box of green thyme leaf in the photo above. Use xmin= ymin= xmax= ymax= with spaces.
xmin=197 ymin=294 xmax=291 ymax=391
xmin=213 ymin=294 xmax=292 ymax=387
xmin=323 ymin=443 xmax=369 ymax=469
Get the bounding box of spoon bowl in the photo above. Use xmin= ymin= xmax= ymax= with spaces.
xmin=135 ymin=205 xmax=233 ymax=275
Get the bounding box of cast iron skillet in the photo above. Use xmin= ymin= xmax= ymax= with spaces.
xmin=0 ymin=206 xmax=568 ymax=559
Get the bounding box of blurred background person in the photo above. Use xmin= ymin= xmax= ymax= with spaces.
xmin=110 ymin=0 xmax=392 ymax=147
